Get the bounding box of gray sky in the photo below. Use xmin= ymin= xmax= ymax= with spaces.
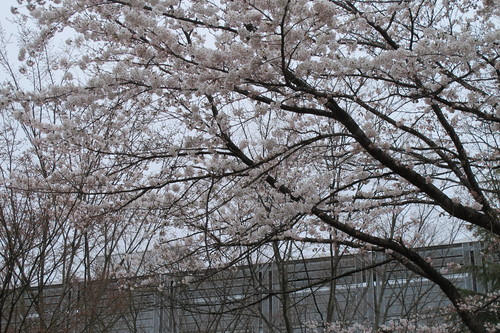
xmin=0 ymin=0 xmax=19 ymax=68
xmin=0 ymin=0 xmax=19 ymax=40
xmin=0 ymin=0 xmax=15 ymax=22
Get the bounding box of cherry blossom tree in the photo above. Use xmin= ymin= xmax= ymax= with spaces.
xmin=0 ymin=22 xmax=171 ymax=332
xmin=1 ymin=0 xmax=499 ymax=332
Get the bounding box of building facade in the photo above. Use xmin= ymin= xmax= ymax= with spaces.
xmin=1 ymin=242 xmax=491 ymax=332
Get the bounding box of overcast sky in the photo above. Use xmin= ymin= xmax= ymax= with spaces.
xmin=0 ymin=0 xmax=15 ymax=22
xmin=0 ymin=1 xmax=18 ymax=69
xmin=0 ymin=0 xmax=14 ymax=18
xmin=1 ymin=0 xmax=20 ymax=40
